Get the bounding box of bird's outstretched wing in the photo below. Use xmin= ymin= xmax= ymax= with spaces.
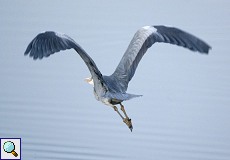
xmin=24 ymin=31 xmax=108 ymax=93
xmin=111 ymin=25 xmax=211 ymax=92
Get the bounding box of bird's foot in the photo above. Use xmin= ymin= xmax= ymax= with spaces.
xmin=113 ymin=104 xmax=133 ymax=131
xmin=123 ymin=118 xmax=133 ymax=132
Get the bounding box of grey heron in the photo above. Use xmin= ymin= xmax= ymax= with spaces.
xmin=24 ymin=25 xmax=211 ymax=131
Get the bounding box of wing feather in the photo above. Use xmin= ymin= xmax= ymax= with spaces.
xmin=111 ymin=25 xmax=211 ymax=92
xmin=24 ymin=31 xmax=108 ymax=95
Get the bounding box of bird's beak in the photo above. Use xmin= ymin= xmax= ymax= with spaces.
xmin=84 ymin=77 xmax=94 ymax=86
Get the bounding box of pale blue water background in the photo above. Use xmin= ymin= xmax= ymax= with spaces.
xmin=0 ymin=0 xmax=230 ymax=159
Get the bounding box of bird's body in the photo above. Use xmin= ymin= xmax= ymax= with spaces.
xmin=25 ymin=25 xmax=211 ymax=131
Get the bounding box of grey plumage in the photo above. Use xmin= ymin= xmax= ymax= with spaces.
xmin=24 ymin=25 xmax=211 ymax=106
xmin=111 ymin=26 xmax=210 ymax=92
xmin=25 ymin=31 xmax=108 ymax=100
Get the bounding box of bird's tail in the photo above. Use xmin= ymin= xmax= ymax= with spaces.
xmin=105 ymin=92 xmax=142 ymax=102
xmin=121 ymin=93 xmax=142 ymax=101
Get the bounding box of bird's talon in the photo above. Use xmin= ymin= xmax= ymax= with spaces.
xmin=123 ymin=118 xmax=133 ymax=132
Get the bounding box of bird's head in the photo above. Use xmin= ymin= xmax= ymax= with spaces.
xmin=84 ymin=77 xmax=94 ymax=86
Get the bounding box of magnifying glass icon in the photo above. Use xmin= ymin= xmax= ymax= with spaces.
xmin=3 ymin=141 xmax=18 ymax=157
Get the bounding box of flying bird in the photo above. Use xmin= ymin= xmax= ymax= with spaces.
xmin=24 ymin=25 xmax=211 ymax=131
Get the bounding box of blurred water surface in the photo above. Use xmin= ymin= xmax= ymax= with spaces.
xmin=0 ymin=0 xmax=230 ymax=160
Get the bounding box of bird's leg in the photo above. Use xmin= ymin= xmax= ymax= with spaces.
xmin=120 ymin=103 xmax=133 ymax=132
xmin=113 ymin=106 xmax=124 ymax=120
xmin=120 ymin=103 xmax=129 ymax=119
xmin=113 ymin=105 xmax=133 ymax=131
